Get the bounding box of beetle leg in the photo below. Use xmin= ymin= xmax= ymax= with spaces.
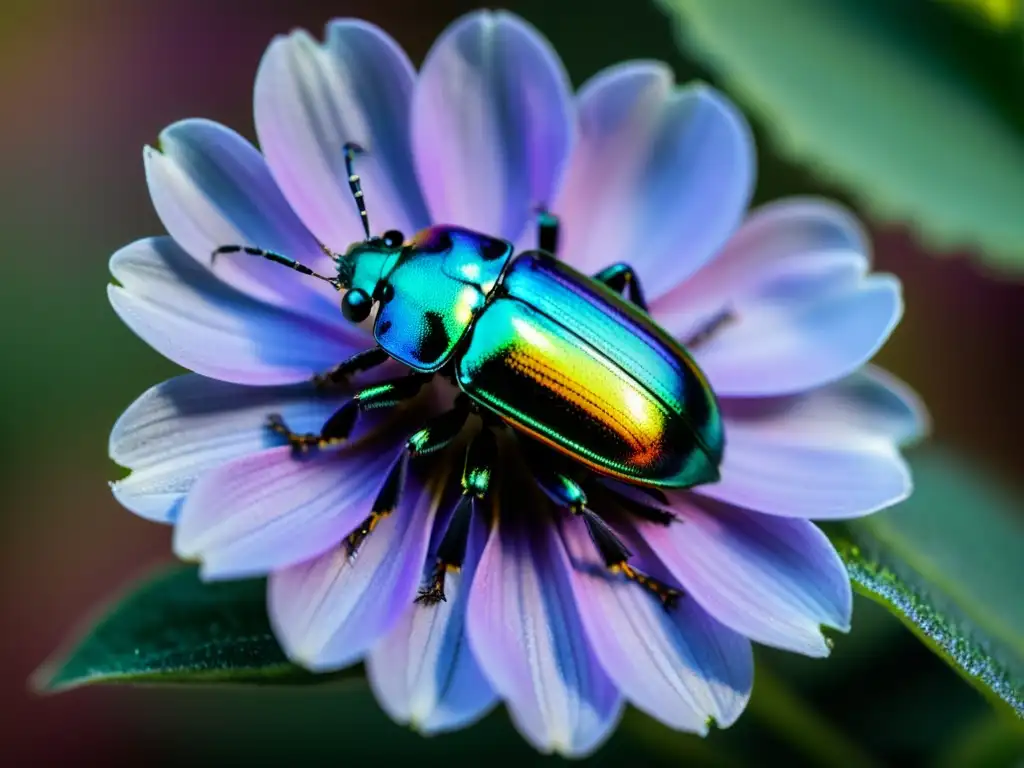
xmin=416 ymin=426 xmax=497 ymax=605
xmin=682 ymin=308 xmax=734 ymax=350
xmin=592 ymin=263 xmax=648 ymax=312
xmin=529 ymin=462 xmax=681 ymax=609
xmin=577 ymin=504 xmax=682 ymax=610
xmin=345 ymin=397 xmax=472 ymax=556
xmin=536 ymin=209 xmax=560 ymax=255
xmin=588 ymin=482 xmax=677 ymax=526
xmin=312 ymin=347 xmax=390 ymax=390
xmin=266 ymin=372 xmax=433 ymax=454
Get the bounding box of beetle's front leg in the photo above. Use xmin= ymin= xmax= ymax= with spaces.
xmin=592 ymin=263 xmax=648 ymax=312
xmin=267 ymin=372 xmax=434 ymax=454
xmin=344 ymin=396 xmax=473 ymax=556
xmin=312 ymin=347 xmax=390 ymax=390
xmin=416 ymin=426 xmax=497 ymax=605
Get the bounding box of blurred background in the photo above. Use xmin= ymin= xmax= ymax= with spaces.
xmin=1 ymin=0 xmax=1021 ymax=764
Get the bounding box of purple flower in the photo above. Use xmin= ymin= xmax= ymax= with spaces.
xmin=108 ymin=10 xmax=927 ymax=757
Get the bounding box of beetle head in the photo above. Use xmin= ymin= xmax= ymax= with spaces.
xmin=334 ymin=229 xmax=405 ymax=323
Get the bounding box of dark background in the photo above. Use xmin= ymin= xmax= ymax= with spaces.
xmin=1 ymin=0 xmax=1021 ymax=764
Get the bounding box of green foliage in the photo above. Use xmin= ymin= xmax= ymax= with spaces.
xmin=35 ymin=565 xmax=357 ymax=690
xmin=659 ymin=0 xmax=1024 ymax=271
xmin=834 ymin=446 xmax=1024 ymax=717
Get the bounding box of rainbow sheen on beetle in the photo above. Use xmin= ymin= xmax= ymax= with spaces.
xmin=211 ymin=142 xmax=725 ymax=607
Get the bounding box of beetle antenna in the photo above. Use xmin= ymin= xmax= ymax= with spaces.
xmin=211 ymin=245 xmax=341 ymax=289
xmin=343 ymin=142 xmax=372 ymax=241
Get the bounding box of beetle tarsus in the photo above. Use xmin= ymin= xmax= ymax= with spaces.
xmin=611 ymin=561 xmax=682 ymax=610
xmin=344 ymin=510 xmax=389 ymax=557
xmin=415 ymin=563 xmax=452 ymax=606
xmin=266 ymin=413 xmax=346 ymax=454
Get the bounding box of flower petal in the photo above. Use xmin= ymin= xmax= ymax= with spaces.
xmin=174 ymin=424 xmax=403 ymax=580
xmin=254 ymin=21 xmax=429 ymax=249
xmin=556 ymin=63 xmax=754 ymax=298
xmin=701 ymin=277 xmax=900 ymax=397
xmin=641 ymin=498 xmax=852 ymax=657
xmin=268 ymin=471 xmax=442 ymax=672
xmin=854 ymin=366 xmax=931 ymax=448
xmin=109 ymin=375 xmax=347 ymax=523
xmin=654 ymin=197 xmax=869 ymax=320
xmin=412 ymin=10 xmax=573 ymax=241
xmin=663 ymin=244 xmax=901 ymax=397
xmin=368 ymin=513 xmax=497 ymax=734
xmin=559 ymin=515 xmax=753 ymax=732
xmin=467 ymin=509 xmax=622 ymax=757
xmin=145 ymin=119 xmax=342 ymax=326
xmin=109 ymin=237 xmax=364 ymax=384
xmin=697 ymin=370 xmax=919 ymax=519
xmin=651 ymin=198 xmax=897 ymax=396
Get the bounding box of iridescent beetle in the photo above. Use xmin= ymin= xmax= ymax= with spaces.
xmin=214 ymin=144 xmax=728 ymax=607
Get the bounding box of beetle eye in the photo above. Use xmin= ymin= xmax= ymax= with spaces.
xmin=341 ymin=288 xmax=373 ymax=322
xmin=382 ymin=229 xmax=405 ymax=249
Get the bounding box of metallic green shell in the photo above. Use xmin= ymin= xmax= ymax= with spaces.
xmin=455 ymin=251 xmax=723 ymax=488
xmin=373 ymin=226 xmax=514 ymax=371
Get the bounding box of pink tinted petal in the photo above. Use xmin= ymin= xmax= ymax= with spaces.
xmin=659 ymin=242 xmax=900 ymax=396
xmin=854 ymin=366 xmax=931 ymax=447
xmin=720 ymin=366 xmax=929 ymax=447
xmin=697 ymin=273 xmax=901 ymax=396
xmin=269 ymin=472 xmax=442 ymax=672
xmin=412 ymin=11 xmax=573 ymax=241
xmin=703 ymin=431 xmax=910 ymax=520
xmin=699 ymin=370 xmax=918 ymax=519
xmin=467 ymin=513 xmax=622 ymax=757
xmin=655 ymin=197 xmax=869 ymax=320
xmin=641 ymin=498 xmax=852 ymax=657
xmin=368 ymin=514 xmax=497 ymax=734
xmin=109 ymin=237 xmax=363 ymax=384
xmin=653 ymin=198 xmax=893 ymax=396
xmin=557 ymin=64 xmax=753 ymax=298
xmin=254 ymin=21 xmax=429 ymax=249
xmin=109 ymin=375 xmax=347 ymax=523
xmin=174 ymin=426 xmax=402 ymax=579
xmin=144 ymin=119 xmax=342 ymax=326
xmin=559 ymin=516 xmax=752 ymax=731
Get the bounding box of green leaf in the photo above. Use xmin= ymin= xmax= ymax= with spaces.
xmin=659 ymin=0 xmax=1024 ymax=271
xmin=832 ymin=446 xmax=1024 ymax=717
xmin=36 ymin=565 xmax=359 ymax=691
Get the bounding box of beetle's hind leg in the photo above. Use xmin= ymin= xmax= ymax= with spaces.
xmin=416 ymin=425 xmax=498 ymax=605
xmin=592 ymin=263 xmax=649 ymax=312
xmin=527 ymin=459 xmax=681 ymax=609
